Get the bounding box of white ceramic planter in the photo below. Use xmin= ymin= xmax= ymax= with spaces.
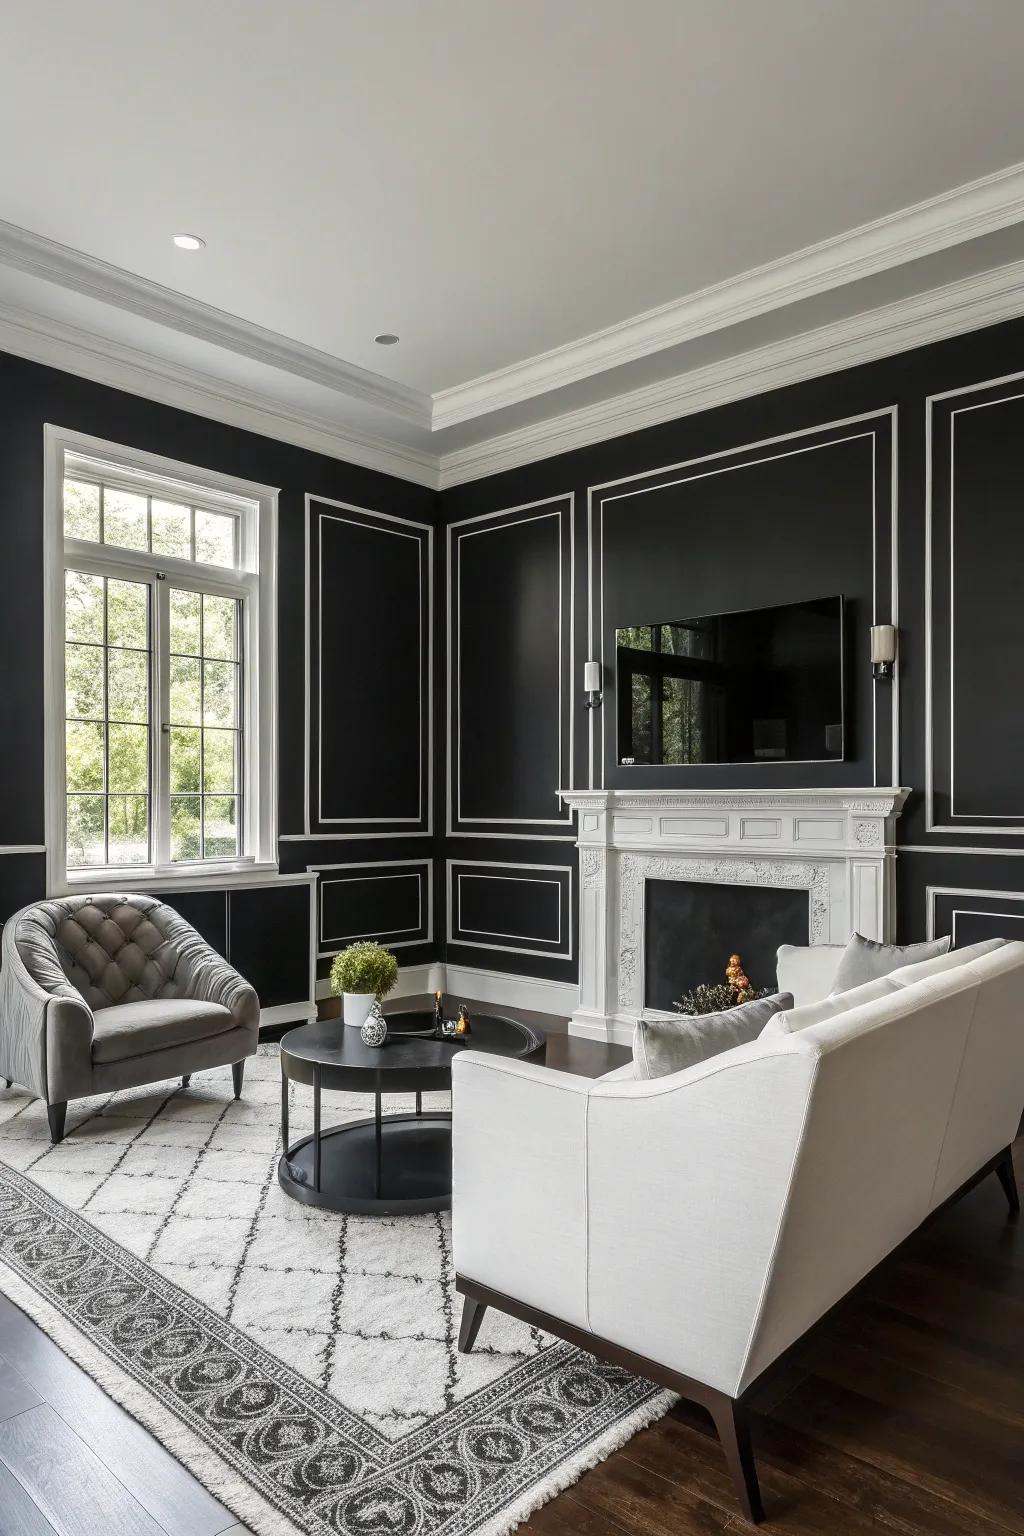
xmin=343 ymin=991 xmax=376 ymax=1028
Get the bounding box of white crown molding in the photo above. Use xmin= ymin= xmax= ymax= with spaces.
xmin=0 ymin=296 xmax=440 ymax=489
xmin=438 ymin=255 xmax=1024 ymax=488
xmin=431 ymin=159 xmax=1024 ymax=429
xmin=0 ymin=219 xmax=432 ymax=429
xmin=4 ymin=206 xmax=1024 ymax=494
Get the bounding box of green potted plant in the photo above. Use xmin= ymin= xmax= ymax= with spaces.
xmin=330 ymin=940 xmax=399 ymax=1027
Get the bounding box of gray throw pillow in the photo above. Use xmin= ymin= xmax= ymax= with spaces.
xmin=832 ymin=932 xmax=951 ymax=995
xmin=633 ymin=992 xmax=793 ymax=1081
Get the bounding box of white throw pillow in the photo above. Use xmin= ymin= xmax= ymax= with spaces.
xmin=633 ymin=992 xmax=792 ymax=1080
xmin=831 ymin=932 xmax=951 ymax=994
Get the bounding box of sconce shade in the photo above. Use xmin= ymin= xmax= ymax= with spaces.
xmin=870 ymin=624 xmax=897 ymax=665
xmin=583 ymin=660 xmax=602 ymax=693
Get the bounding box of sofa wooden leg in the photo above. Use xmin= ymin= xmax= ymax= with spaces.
xmin=458 ymin=1295 xmax=487 ymax=1354
xmin=47 ymin=1102 xmax=67 ymax=1145
xmin=231 ymin=1061 xmax=245 ymax=1100
xmin=996 ymin=1147 xmax=1020 ymax=1216
xmin=709 ymin=1394 xmax=764 ymax=1525
xmin=181 ymin=1074 xmax=192 ymax=1089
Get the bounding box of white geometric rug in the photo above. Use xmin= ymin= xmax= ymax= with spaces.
xmin=0 ymin=1044 xmax=671 ymax=1535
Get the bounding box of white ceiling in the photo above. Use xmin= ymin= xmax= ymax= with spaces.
xmin=2 ymin=0 xmax=1024 ymax=485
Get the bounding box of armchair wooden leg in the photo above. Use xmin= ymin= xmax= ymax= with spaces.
xmin=181 ymin=1074 xmax=192 ymax=1089
xmin=47 ymin=1102 xmax=67 ymax=1145
xmin=458 ymin=1295 xmax=488 ymax=1354
xmin=708 ymin=1394 xmax=764 ymax=1525
xmin=996 ymin=1147 xmax=1020 ymax=1215
xmin=231 ymin=1061 xmax=245 ymax=1100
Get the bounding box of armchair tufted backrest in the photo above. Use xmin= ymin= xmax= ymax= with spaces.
xmin=16 ymin=894 xmax=189 ymax=1011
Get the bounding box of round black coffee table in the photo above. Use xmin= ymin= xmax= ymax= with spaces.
xmin=278 ymin=1011 xmax=545 ymax=1214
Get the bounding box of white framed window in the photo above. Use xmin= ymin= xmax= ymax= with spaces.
xmin=44 ymin=426 xmax=279 ymax=893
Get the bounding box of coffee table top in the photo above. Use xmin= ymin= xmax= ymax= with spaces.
xmin=280 ymin=1010 xmax=545 ymax=1088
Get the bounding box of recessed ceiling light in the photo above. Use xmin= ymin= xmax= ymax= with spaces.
xmin=374 ymin=332 xmax=400 ymax=345
xmin=173 ymin=233 xmax=206 ymax=251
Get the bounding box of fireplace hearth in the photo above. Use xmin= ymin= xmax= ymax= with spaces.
xmin=560 ymin=786 xmax=909 ymax=1044
xmin=645 ymin=878 xmax=809 ymax=1011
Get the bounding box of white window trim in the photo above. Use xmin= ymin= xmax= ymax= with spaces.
xmin=44 ymin=424 xmax=279 ymax=895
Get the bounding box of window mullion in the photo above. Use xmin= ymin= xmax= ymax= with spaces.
xmin=153 ymin=575 xmax=171 ymax=867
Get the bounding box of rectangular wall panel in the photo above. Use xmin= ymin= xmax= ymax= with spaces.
xmin=314 ymin=860 xmax=432 ymax=956
xmin=589 ymin=412 xmax=897 ymax=791
xmin=307 ymin=496 xmax=432 ymax=837
xmin=928 ymin=378 xmax=1024 ymax=832
xmin=448 ymin=496 xmax=573 ymax=838
xmin=929 ymin=885 xmax=1024 ymax=948
xmin=447 ymin=859 xmax=572 ymax=959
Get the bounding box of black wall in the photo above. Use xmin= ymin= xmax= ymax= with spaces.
xmin=0 ymin=350 xmax=439 ymax=1003
xmin=7 ymin=313 xmax=1024 ymax=997
xmin=440 ymin=314 xmax=1024 ymax=981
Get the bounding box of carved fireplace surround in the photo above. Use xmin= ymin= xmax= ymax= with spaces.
xmin=559 ymin=787 xmax=909 ymax=1044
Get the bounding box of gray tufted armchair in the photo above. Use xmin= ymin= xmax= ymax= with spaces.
xmin=0 ymin=894 xmax=260 ymax=1143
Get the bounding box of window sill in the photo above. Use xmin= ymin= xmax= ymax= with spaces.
xmin=53 ymin=860 xmax=282 ymax=895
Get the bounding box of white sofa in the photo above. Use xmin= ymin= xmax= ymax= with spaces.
xmin=451 ymin=939 xmax=1024 ymax=1524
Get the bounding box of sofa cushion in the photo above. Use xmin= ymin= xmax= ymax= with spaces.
xmin=832 ymin=932 xmax=950 ymax=994
xmin=888 ymin=937 xmax=1005 ymax=988
xmin=763 ymin=974 xmax=902 ymax=1035
xmin=91 ymin=998 xmax=235 ymax=1064
xmin=633 ymin=992 xmax=792 ymax=1080
xmin=776 ymin=944 xmax=846 ymax=1007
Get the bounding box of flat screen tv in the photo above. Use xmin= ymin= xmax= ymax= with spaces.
xmin=616 ymin=595 xmax=844 ymax=766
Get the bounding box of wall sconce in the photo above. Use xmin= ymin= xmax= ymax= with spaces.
xmin=584 ymin=659 xmax=603 ymax=709
xmin=871 ymin=623 xmax=897 ymax=681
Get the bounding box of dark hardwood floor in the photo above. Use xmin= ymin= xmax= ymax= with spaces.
xmin=0 ymin=1005 xmax=1021 ymax=1535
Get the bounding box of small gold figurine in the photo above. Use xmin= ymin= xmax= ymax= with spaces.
xmin=455 ymin=1003 xmax=472 ymax=1036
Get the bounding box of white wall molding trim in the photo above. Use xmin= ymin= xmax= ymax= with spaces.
xmin=432 ymin=160 xmax=1024 ymax=431
xmin=438 ymin=257 xmax=1024 ymax=487
xmin=441 ymin=963 xmax=578 ymax=1021
xmin=0 ymin=220 xmax=430 ymax=427
xmin=0 ymin=845 xmax=45 ymax=856
xmin=0 ymin=298 xmax=440 ymax=489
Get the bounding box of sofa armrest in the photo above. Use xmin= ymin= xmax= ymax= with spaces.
xmin=159 ymin=907 xmax=260 ymax=1032
xmin=451 ymin=1052 xmax=593 ymax=1330
xmin=585 ymin=1041 xmax=819 ymax=1395
xmin=0 ymin=910 xmax=93 ymax=1101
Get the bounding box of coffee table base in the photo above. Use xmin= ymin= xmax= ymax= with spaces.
xmin=278 ymin=1111 xmax=453 ymax=1214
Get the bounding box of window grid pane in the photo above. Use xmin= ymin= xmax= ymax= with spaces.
xmin=168 ymin=586 xmax=242 ymax=862
xmin=64 ymin=570 xmax=152 ymax=869
xmin=63 ymin=475 xmax=239 ymax=569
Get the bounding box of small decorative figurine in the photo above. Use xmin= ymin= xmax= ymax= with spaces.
xmin=455 ymin=1003 xmax=472 ymax=1037
xmin=433 ymin=989 xmax=445 ymax=1036
xmin=360 ymin=1000 xmax=388 ymax=1049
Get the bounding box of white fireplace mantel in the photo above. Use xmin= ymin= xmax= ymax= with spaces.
xmin=559 ymin=786 xmax=910 ymax=1045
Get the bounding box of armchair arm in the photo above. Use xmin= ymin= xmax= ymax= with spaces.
xmin=451 ymin=1052 xmax=593 ymax=1329
xmin=0 ymin=908 xmax=94 ymax=1102
xmin=158 ymin=906 xmax=260 ymax=1031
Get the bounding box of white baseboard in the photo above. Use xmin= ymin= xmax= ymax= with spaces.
xmin=315 ymin=961 xmax=444 ymax=1004
xmin=314 ymin=960 xmax=577 ymax=1019
xmin=569 ymin=1014 xmax=634 ymax=1048
xmin=259 ymin=1001 xmax=317 ymax=1029
xmin=443 ymin=964 xmax=578 ymax=1019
